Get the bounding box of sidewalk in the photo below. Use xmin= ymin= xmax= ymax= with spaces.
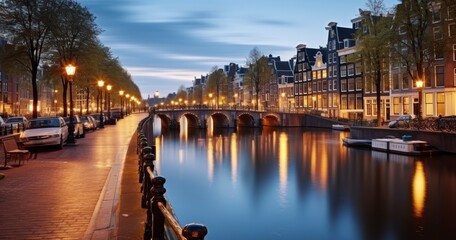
xmin=0 ymin=112 xmax=147 ymax=240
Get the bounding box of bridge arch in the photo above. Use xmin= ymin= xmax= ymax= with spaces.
xmin=177 ymin=112 xmax=202 ymax=128
xmin=262 ymin=113 xmax=281 ymax=127
xmin=237 ymin=113 xmax=255 ymax=127
xmin=156 ymin=113 xmax=174 ymax=130
xmin=208 ymin=112 xmax=231 ymax=128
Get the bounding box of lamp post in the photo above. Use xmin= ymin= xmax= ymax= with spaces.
xmin=209 ymin=93 xmax=213 ymax=108
xmin=416 ymin=79 xmax=423 ymax=121
xmin=65 ymin=64 xmax=76 ymax=145
xmin=98 ymin=80 xmax=105 ymax=128
xmin=126 ymin=94 xmax=130 ymax=115
xmin=119 ymin=90 xmax=124 ymax=118
xmin=106 ymin=84 xmax=112 ymax=123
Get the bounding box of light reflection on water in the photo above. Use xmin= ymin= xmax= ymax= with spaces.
xmin=151 ymin=116 xmax=456 ymax=240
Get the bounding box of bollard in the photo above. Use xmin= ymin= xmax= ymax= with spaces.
xmin=139 ymin=146 xmax=153 ymax=184
xmin=141 ymin=153 xmax=155 ymax=208
xmin=182 ymin=223 xmax=208 ymax=240
xmin=151 ymin=176 xmax=166 ymax=240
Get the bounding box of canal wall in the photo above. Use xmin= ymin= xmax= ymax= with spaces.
xmin=349 ymin=126 xmax=456 ymax=154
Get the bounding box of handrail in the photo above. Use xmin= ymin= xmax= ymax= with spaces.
xmin=137 ymin=115 xmax=208 ymax=240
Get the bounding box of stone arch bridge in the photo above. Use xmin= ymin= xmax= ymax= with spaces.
xmin=152 ymin=108 xmax=340 ymax=129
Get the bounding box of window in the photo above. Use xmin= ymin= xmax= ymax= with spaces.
xmin=322 ymin=69 xmax=327 ymax=78
xmin=433 ymin=8 xmax=441 ymax=23
xmin=373 ymin=99 xmax=378 ymax=116
xmin=453 ymin=44 xmax=456 ymax=61
xmin=341 ymin=79 xmax=347 ymax=92
xmin=355 ymin=63 xmax=362 ymax=75
xmin=322 ymin=80 xmax=327 ymax=91
xmin=449 ymin=24 xmax=456 ymax=38
xmin=340 ymin=55 xmax=346 ymax=63
xmin=356 ymin=94 xmax=363 ymax=109
xmin=333 ymin=52 xmax=337 ymax=63
xmin=348 ymin=78 xmax=355 ymax=91
xmin=434 ymin=27 xmax=442 ymax=40
xmin=328 ymin=53 xmax=332 ymax=63
xmin=393 ymin=97 xmax=400 ymax=115
xmin=328 ymin=80 xmax=332 ymax=90
xmin=402 ymin=74 xmax=409 ymax=89
xmin=348 ymin=95 xmax=355 ymax=109
xmin=341 ymin=95 xmax=347 ymax=110
xmin=333 ymin=80 xmax=337 ymax=91
xmin=298 ymin=51 xmax=305 ymax=61
xmin=307 ymin=71 xmax=312 ymax=81
xmin=436 ymin=66 xmax=445 ymax=86
xmin=454 ymin=68 xmax=456 ymax=86
xmin=435 ymin=46 xmax=444 ymax=59
xmin=328 ymin=66 xmax=333 ymax=77
xmin=333 ymin=68 xmax=338 ymax=77
xmin=437 ymin=92 xmax=445 ymax=116
xmin=356 ymin=77 xmax=363 ymax=90
xmin=348 ymin=64 xmax=355 ymax=76
xmin=317 ymin=70 xmax=321 ymax=79
xmin=425 ymin=93 xmax=434 ymax=116
xmin=403 ymin=97 xmax=409 ymax=114
xmin=312 ymin=71 xmax=317 ymax=79
xmin=449 ymin=5 xmax=456 ymax=20
xmin=393 ymin=73 xmax=399 ymax=90
xmin=366 ymin=99 xmax=372 ymax=115
xmin=340 ymin=65 xmax=347 ymax=77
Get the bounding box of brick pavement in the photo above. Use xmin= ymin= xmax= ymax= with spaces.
xmin=0 ymin=113 xmax=147 ymax=240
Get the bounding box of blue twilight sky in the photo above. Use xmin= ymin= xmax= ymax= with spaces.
xmin=78 ymin=0 xmax=399 ymax=99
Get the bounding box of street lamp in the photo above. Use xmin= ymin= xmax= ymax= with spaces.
xmin=106 ymin=84 xmax=112 ymax=123
xmin=416 ymin=79 xmax=424 ymax=121
xmin=126 ymin=94 xmax=130 ymax=115
xmin=209 ymin=93 xmax=213 ymax=108
xmin=98 ymin=80 xmax=105 ymax=128
xmin=65 ymin=64 xmax=76 ymax=145
xmin=119 ymin=90 xmax=124 ymax=118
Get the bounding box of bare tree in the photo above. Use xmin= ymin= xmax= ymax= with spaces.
xmin=0 ymin=0 xmax=62 ymax=118
xmin=356 ymin=0 xmax=393 ymax=126
xmin=206 ymin=66 xmax=227 ymax=109
xmin=391 ymin=0 xmax=436 ymax=120
xmin=245 ymin=47 xmax=270 ymax=110
xmin=47 ymin=0 xmax=100 ymax=116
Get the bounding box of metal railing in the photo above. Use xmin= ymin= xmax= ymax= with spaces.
xmin=137 ymin=119 xmax=208 ymax=240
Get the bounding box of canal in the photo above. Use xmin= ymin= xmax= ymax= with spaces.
xmin=150 ymin=117 xmax=456 ymax=240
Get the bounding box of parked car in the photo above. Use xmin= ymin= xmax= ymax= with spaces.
xmin=80 ymin=115 xmax=97 ymax=131
xmin=91 ymin=113 xmax=106 ymax=128
xmin=20 ymin=117 xmax=69 ymax=149
xmin=4 ymin=116 xmax=28 ymax=130
xmin=63 ymin=115 xmax=85 ymax=138
xmin=388 ymin=114 xmax=415 ymax=128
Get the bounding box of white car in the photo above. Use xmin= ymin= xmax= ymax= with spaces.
xmin=4 ymin=116 xmax=28 ymax=130
xmin=20 ymin=117 xmax=69 ymax=149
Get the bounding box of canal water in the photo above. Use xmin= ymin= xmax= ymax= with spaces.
xmin=150 ymin=116 xmax=456 ymax=240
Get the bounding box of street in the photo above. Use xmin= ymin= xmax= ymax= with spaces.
xmin=0 ymin=112 xmax=148 ymax=240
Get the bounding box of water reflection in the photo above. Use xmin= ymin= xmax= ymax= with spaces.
xmin=152 ymin=124 xmax=456 ymax=240
xmin=413 ymin=161 xmax=426 ymax=217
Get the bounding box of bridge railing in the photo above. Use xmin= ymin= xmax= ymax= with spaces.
xmin=137 ymin=118 xmax=208 ymax=240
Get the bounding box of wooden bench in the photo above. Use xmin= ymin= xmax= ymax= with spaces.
xmin=1 ymin=136 xmax=30 ymax=167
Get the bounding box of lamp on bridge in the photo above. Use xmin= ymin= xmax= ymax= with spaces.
xmin=98 ymin=80 xmax=105 ymax=128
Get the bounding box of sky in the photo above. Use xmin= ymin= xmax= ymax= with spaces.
xmin=78 ymin=0 xmax=399 ymax=100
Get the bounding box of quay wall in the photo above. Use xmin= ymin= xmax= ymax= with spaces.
xmin=349 ymin=126 xmax=456 ymax=154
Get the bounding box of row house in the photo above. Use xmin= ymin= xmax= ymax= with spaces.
xmin=267 ymin=55 xmax=294 ymax=109
xmin=390 ymin=1 xmax=456 ymax=118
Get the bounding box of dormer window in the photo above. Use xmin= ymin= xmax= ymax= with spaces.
xmin=344 ymin=39 xmax=350 ymax=48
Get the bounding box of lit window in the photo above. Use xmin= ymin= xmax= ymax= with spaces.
xmin=433 ymin=8 xmax=441 ymax=23
xmin=425 ymin=93 xmax=434 ymax=116
xmin=437 ymin=92 xmax=445 ymax=116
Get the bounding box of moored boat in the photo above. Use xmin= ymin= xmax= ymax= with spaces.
xmin=342 ymin=138 xmax=372 ymax=148
xmin=332 ymin=124 xmax=350 ymax=131
xmin=371 ymin=136 xmax=439 ymax=156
